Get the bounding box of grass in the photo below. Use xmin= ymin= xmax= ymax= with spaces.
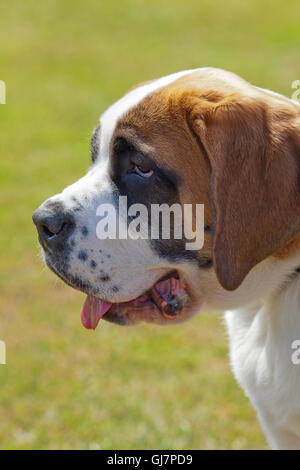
xmin=1 ymin=0 xmax=300 ymax=449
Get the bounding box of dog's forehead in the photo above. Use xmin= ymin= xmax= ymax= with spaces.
xmin=98 ymin=69 xmax=203 ymax=160
xmin=97 ymin=67 xmax=253 ymax=163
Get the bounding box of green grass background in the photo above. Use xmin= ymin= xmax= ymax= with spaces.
xmin=1 ymin=0 xmax=300 ymax=450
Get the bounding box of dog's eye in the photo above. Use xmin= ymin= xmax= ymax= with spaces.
xmin=128 ymin=161 xmax=135 ymax=171
xmin=128 ymin=163 xmax=153 ymax=178
xmin=135 ymin=165 xmax=153 ymax=177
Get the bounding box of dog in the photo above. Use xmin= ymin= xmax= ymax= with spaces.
xmin=33 ymin=67 xmax=300 ymax=449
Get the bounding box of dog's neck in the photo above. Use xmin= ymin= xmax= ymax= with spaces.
xmin=226 ymin=271 xmax=300 ymax=449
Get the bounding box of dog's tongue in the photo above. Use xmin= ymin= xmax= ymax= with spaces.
xmin=81 ymin=295 xmax=112 ymax=330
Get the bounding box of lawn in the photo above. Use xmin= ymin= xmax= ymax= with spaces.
xmin=1 ymin=0 xmax=299 ymax=450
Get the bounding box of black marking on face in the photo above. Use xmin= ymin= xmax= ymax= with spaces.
xmin=110 ymin=134 xmax=200 ymax=265
xmin=45 ymin=255 xmax=71 ymax=281
xmin=197 ymin=256 xmax=212 ymax=269
xmin=81 ymin=226 xmax=88 ymax=237
xmin=90 ymin=259 xmax=97 ymax=269
xmin=71 ymin=196 xmax=84 ymax=212
xmin=55 ymin=242 xmax=66 ymax=253
xmin=91 ymin=125 xmax=101 ymax=163
xmin=67 ymin=274 xmax=99 ymax=295
xmin=78 ymin=250 xmax=88 ymax=262
xmin=98 ymin=274 xmax=110 ymax=282
xmin=44 ymin=257 xmax=101 ymax=296
xmin=111 ymin=285 xmax=120 ymax=293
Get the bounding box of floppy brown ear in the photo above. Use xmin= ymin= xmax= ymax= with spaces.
xmin=192 ymin=95 xmax=300 ymax=290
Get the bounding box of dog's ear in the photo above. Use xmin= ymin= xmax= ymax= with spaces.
xmin=192 ymin=94 xmax=300 ymax=290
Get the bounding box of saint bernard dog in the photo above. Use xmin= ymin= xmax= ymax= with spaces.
xmin=33 ymin=67 xmax=300 ymax=449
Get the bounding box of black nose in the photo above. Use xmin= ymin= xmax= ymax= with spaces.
xmin=32 ymin=201 xmax=74 ymax=249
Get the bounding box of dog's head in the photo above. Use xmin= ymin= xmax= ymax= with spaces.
xmin=33 ymin=68 xmax=300 ymax=329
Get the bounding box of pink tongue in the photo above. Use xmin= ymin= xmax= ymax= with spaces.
xmin=155 ymin=277 xmax=182 ymax=298
xmin=81 ymin=295 xmax=112 ymax=330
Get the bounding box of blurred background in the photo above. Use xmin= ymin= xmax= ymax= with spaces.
xmin=1 ymin=0 xmax=300 ymax=450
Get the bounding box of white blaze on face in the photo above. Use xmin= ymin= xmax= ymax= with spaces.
xmin=98 ymin=69 xmax=201 ymax=163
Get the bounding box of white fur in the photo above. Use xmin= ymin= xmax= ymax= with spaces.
xmin=257 ymin=86 xmax=300 ymax=107
xmin=224 ymin=252 xmax=300 ymax=449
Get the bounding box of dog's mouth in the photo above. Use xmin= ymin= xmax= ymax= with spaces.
xmin=81 ymin=271 xmax=189 ymax=329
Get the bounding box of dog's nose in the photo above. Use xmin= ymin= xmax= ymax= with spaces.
xmin=32 ymin=201 xmax=74 ymax=248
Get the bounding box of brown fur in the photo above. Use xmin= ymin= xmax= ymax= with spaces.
xmin=114 ymin=69 xmax=300 ymax=290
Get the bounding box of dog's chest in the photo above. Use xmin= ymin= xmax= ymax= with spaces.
xmin=225 ymin=279 xmax=300 ymax=429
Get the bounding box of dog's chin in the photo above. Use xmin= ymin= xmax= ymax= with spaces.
xmin=44 ymin=253 xmax=199 ymax=328
xmin=103 ymin=299 xmax=201 ymax=326
xmin=43 ymin=253 xmax=101 ymax=297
